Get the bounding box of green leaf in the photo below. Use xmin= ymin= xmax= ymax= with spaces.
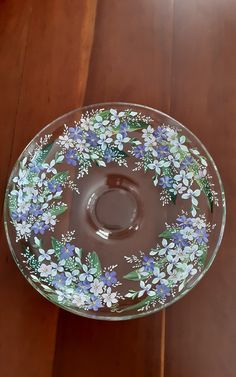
xmin=159 ymin=229 xmax=174 ymax=238
xmin=123 ymin=270 xmax=142 ymax=281
xmin=127 ymin=120 xmax=149 ymax=131
xmin=8 ymin=194 xmax=17 ymax=216
xmin=33 ymin=143 xmax=53 ymax=165
xmin=199 ymin=178 xmax=214 ymax=212
xmin=51 ymin=237 xmax=64 ymax=258
xmin=89 ymin=251 xmax=102 ymax=276
xmin=50 ymin=171 xmax=68 ymax=184
xmin=50 ymin=204 xmax=67 ymax=216
xmin=110 ymin=146 xmax=129 ymax=158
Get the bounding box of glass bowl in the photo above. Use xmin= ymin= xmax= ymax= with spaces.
xmin=4 ymin=103 xmax=226 ymax=320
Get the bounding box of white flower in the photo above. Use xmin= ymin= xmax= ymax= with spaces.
xmin=102 ymin=287 xmax=118 ymax=307
xmin=176 ymin=262 xmax=197 ymax=279
xmin=56 ymin=288 xmax=74 ymax=302
xmin=192 ymin=217 xmax=206 ymax=229
xmin=38 ymin=248 xmax=54 ymax=263
xmin=72 ymin=293 xmax=87 ymax=307
xmin=138 ymin=281 xmax=151 ymax=298
xmin=38 ymin=263 xmax=52 ymax=277
xmin=23 ymin=186 xmax=38 ymax=198
xmin=15 ymin=222 xmax=31 ymax=237
xmin=13 ymin=169 xmax=29 ymax=186
xmin=142 ymin=125 xmax=154 ymax=139
xmin=170 ymin=246 xmax=187 ymax=262
xmin=42 ymin=212 xmax=56 ymax=226
xmin=158 ymin=238 xmax=175 ymax=256
xmin=94 ymin=115 xmax=110 ymax=131
xmin=110 ymin=109 xmax=125 ymax=127
xmin=51 ymin=260 xmax=66 ymax=276
xmin=180 ymin=226 xmax=196 ymax=241
xmin=184 ymin=244 xmax=203 ymax=261
xmin=152 ymin=267 xmax=167 ymax=285
xmin=166 ymin=128 xmax=178 ymax=142
xmin=80 ymin=117 xmax=94 ymax=131
xmin=168 ymin=268 xmax=182 ymax=284
xmin=17 ymin=201 xmax=31 ymax=214
xmin=174 ymin=170 xmax=194 ymax=186
xmin=195 ymin=169 xmax=207 ymax=180
xmin=170 ymin=135 xmax=188 ymax=153
xmin=65 ymin=270 xmax=79 ymax=285
xmin=42 ymin=160 xmax=57 ymax=174
xmin=98 ymin=131 xmax=113 ymax=151
xmin=114 ymin=133 xmax=130 ymax=151
xmin=182 ymin=188 xmax=201 ymax=206
xmin=167 ymin=153 xmax=181 ymax=168
xmin=74 ymin=138 xmax=89 ymax=154
xmin=79 ymin=265 xmax=96 ymax=282
xmin=170 ymin=182 xmax=187 ymax=195
xmin=90 ymin=278 xmax=104 ymax=295
xmin=166 ymin=254 xmax=179 ymax=274
xmin=58 ymin=134 xmax=74 ymax=149
xmin=148 ymin=160 xmax=165 ymax=175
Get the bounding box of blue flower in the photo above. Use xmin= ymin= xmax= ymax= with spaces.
xmin=142 ymin=256 xmax=155 ymax=272
xmin=195 ymin=228 xmax=208 ymax=244
xmin=47 ymin=180 xmax=62 ymax=193
xmin=159 ymin=176 xmax=173 ymax=188
xmin=172 ymin=232 xmax=189 ymax=247
xmin=28 ymin=161 xmax=43 ymax=174
xmin=29 ymin=204 xmax=43 ymax=216
xmin=32 ymin=221 xmax=49 ymax=235
xmin=120 ymin=122 xmax=128 ymax=137
xmin=156 ymin=145 xmax=169 ymax=159
xmin=12 ymin=211 xmax=28 ymax=222
xmin=88 ymin=295 xmax=103 ymax=311
xmin=68 ymin=126 xmax=83 ymax=140
xmin=76 ymin=280 xmax=91 ymax=293
xmin=65 ymin=149 xmax=78 ymax=166
xmin=156 ymin=284 xmax=170 ymax=299
xmin=101 ymin=271 xmax=117 ymax=286
xmin=181 ymin=156 xmax=194 ymax=169
xmin=86 ymin=131 xmax=98 ymax=147
xmin=52 ymin=273 xmax=66 ymax=288
xmin=153 ymin=127 xmax=167 ymax=141
xmin=133 ymin=145 xmax=145 ymax=158
xmin=176 ymin=215 xmax=193 ymax=228
xmin=104 ymin=148 xmax=116 ymax=163
xmin=60 ymin=243 xmax=75 ymax=259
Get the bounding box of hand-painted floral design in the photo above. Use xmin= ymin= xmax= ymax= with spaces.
xmin=22 ymin=231 xmax=121 ymax=311
xmin=122 ymin=213 xmax=212 ymax=313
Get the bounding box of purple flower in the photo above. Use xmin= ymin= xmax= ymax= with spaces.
xmin=156 ymin=284 xmax=170 ymax=299
xmin=52 ymin=273 xmax=66 ymax=288
xmin=101 ymin=271 xmax=117 ymax=287
xmin=12 ymin=211 xmax=28 ymax=222
xmin=28 ymin=161 xmax=43 ymax=174
xmin=68 ymin=126 xmax=83 ymax=140
xmin=86 ymin=131 xmax=98 ymax=147
xmin=176 ymin=215 xmax=193 ymax=228
xmin=104 ymin=148 xmax=116 ymax=163
xmin=159 ymin=176 xmax=173 ymax=188
xmin=142 ymin=256 xmax=155 ymax=272
xmin=133 ymin=145 xmax=145 ymax=158
xmin=153 ymin=126 xmax=167 ymax=141
xmin=48 ymin=180 xmax=62 ymax=193
xmin=88 ymin=295 xmax=103 ymax=311
xmin=120 ymin=122 xmax=128 ymax=137
xmin=172 ymin=232 xmax=189 ymax=247
xmin=29 ymin=204 xmax=43 ymax=216
xmin=156 ymin=145 xmax=169 ymax=159
xmin=65 ymin=149 xmax=78 ymax=166
xmin=181 ymin=156 xmax=194 ymax=169
xmin=195 ymin=228 xmax=208 ymax=244
xmin=32 ymin=221 xmax=49 ymax=235
xmin=60 ymin=243 xmax=75 ymax=259
xmin=76 ymin=280 xmax=91 ymax=293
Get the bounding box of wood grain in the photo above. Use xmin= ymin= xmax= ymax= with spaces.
xmin=165 ymin=1 xmax=236 ymax=376
xmin=0 ymin=1 xmax=97 ymax=376
xmin=52 ymin=1 xmax=173 ymax=376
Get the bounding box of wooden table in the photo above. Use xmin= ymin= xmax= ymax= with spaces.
xmin=0 ymin=1 xmax=235 ymax=376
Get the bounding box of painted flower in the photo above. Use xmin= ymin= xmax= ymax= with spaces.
xmin=138 ymin=281 xmax=152 ymax=298
xmin=110 ymin=109 xmax=125 ymax=127
xmin=51 ymin=260 xmax=66 ymax=276
xmin=94 ymin=115 xmax=110 ymax=131
xmin=176 ymin=262 xmax=197 ymax=279
xmin=153 ymin=126 xmax=167 ymax=141
xmin=80 ymin=117 xmax=94 ymax=131
xmin=170 ymin=182 xmax=186 ymax=195
xmin=182 ymin=188 xmax=201 ymax=206
xmin=142 ymin=256 xmax=155 ymax=272
xmin=98 ymin=131 xmax=113 ymax=151
xmin=68 ymin=126 xmax=83 ymax=140
xmin=38 ymin=263 xmax=52 ymax=278
xmin=42 ymin=160 xmax=57 ymax=174
xmin=181 ymin=156 xmax=194 ymax=169
xmin=133 ymin=145 xmax=145 ymax=158
xmin=152 ymin=267 xmax=166 ymax=285
xmin=29 ymin=161 xmax=43 ymax=174
xmin=156 ymin=284 xmax=170 ymax=299
xmin=102 ymin=287 xmax=118 ymax=307
xmin=101 ymin=271 xmax=117 ymax=286
xmin=166 ymin=128 xmax=178 ymax=142
xmin=42 ymin=212 xmax=56 ymax=226
xmin=90 ymin=278 xmax=104 ymax=296
xmin=114 ymin=133 xmax=130 ymax=151
xmin=47 ymin=180 xmax=62 ymax=194
xmin=12 ymin=211 xmax=28 ymax=222
xmin=142 ymin=125 xmax=154 ymax=139
xmin=76 ymin=280 xmax=91 ymax=293
xmin=172 ymin=232 xmax=189 ymax=248
xmin=167 ymin=153 xmax=181 ymax=168
xmin=192 ymin=217 xmax=206 ymax=229
xmin=103 ymin=148 xmax=116 ymax=163
xmin=180 ymin=226 xmax=196 ymax=241
xmin=38 ymin=248 xmax=54 ymax=263
xmin=79 ymin=265 xmax=96 ymax=282
xmin=65 ymin=149 xmax=78 ymax=166
xmin=148 ymin=160 xmax=164 ymax=175
xmin=88 ymin=295 xmax=103 ymax=311
xmin=17 ymin=201 xmax=31 ymax=214
xmin=166 ymin=254 xmax=179 ymax=273
xmin=65 ymin=270 xmax=80 ymax=285
xmin=184 ymin=244 xmax=203 ymax=261
xmin=32 ymin=221 xmax=49 ymax=235
xmin=156 ymin=145 xmax=169 ymax=159
xmin=176 ymin=215 xmax=193 ymax=228
xmin=174 ymin=170 xmax=193 ymax=186
xmin=195 ymin=228 xmax=208 ymax=244
xmin=58 ymin=134 xmax=74 ymax=149
xmin=13 ymin=169 xmax=29 ymax=186
xmin=60 ymin=243 xmax=75 ymax=259
xmin=72 ymin=293 xmax=87 ymax=307
xmin=15 ymin=221 xmax=31 ymax=237
xmin=170 ymin=135 xmax=188 ymax=153
xmin=52 ymin=273 xmax=67 ymax=288
xmin=86 ymin=130 xmax=99 ymax=147
xmin=158 ymin=238 xmax=175 ymax=256
xmin=29 ymin=204 xmax=43 ymax=216
xmin=159 ymin=176 xmax=173 ymax=188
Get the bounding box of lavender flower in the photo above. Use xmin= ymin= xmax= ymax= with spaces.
xmin=65 ymin=149 xmax=78 ymax=166
xmin=172 ymin=232 xmax=189 ymax=248
xmin=159 ymin=176 xmax=173 ymax=188
xmin=101 ymin=271 xmax=117 ymax=286
xmin=142 ymin=256 xmax=155 ymax=272
xmin=133 ymin=145 xmax=145 ymax=158
xmin=88 ymin=295 xmax=103 ymax=311
xmin=176 ymin=215 xmax=193 ymax=228
xmin=195 ymin=228 xmax=208 ymax=244
xmin=47 ymin=180 xmax=62 ymax=193
xmin=68 ymin=126 xmax=83 ymax=140
xmin=32 ymin=221 xmax=49 ymax=235
xmin=52 ymin=273 xmax=67 ymax=288
xmin=86 ymin=131 xmax=98 ymax=147
xmin=104 ymin=148 xmax=116 ymax=163
xmin=156 ymin=284 xmax=170 ymax=299
xmin=60 ymin=243 xmax=75 ymax=259
xmin=29 ymin=204 xmax=43 ymax=216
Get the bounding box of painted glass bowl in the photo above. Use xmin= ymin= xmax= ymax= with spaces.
xmin=4 ymin=103 xmax=226 ymax=320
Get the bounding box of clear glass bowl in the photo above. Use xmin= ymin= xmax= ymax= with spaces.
xmin=4 ymin=103 xmax=226 ymax=320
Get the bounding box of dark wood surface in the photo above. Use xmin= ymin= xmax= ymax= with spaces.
xmin=0 ymin=1 xmax=235 ymax=376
